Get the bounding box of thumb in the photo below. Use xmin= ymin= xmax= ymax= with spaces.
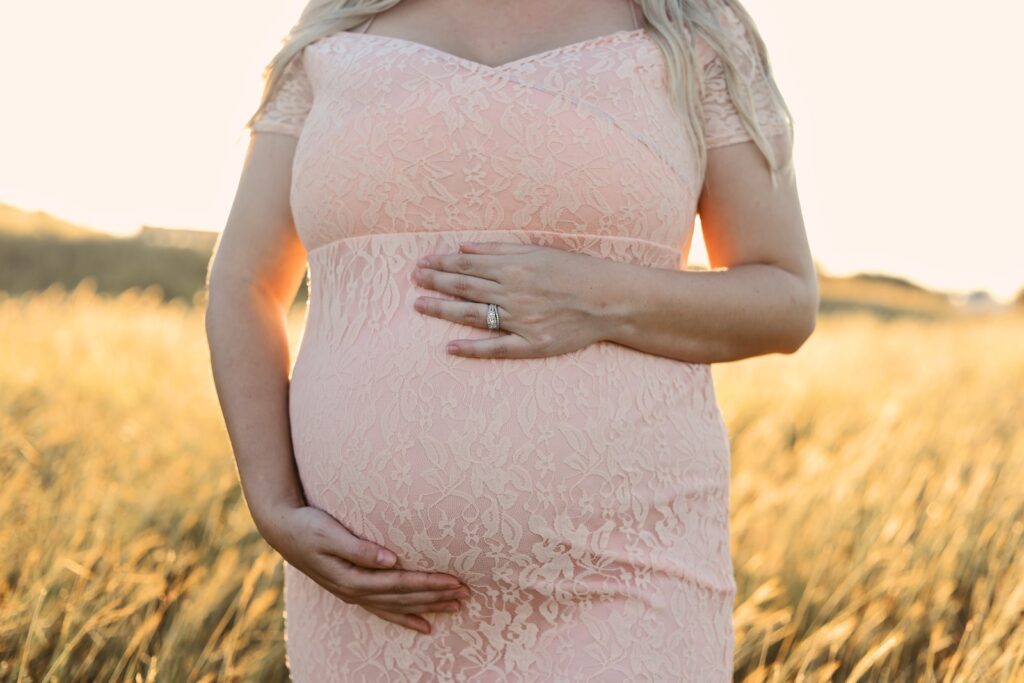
xmin=458 ymin=240 xmax=533 ymax=254
xmin=323 ymin=520 xmax=399 ymax=569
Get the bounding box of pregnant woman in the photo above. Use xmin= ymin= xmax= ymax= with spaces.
xmin=206 ymin=0 xmax=817 ymax=679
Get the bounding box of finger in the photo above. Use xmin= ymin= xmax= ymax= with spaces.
xmin=334 ymin=564 xmax=467 ymax=596
xmin=416 ymin=251 xmax=502 ymax=282
xmin=412 ymin=267 xmax=501 ymax=302
xmin=458 ymin=241 xmax=536 ymax=255
xmin=313 ymin=526 xmax=399 ymax=570
xmin=362 ymin=604 xmax=433 ymax=635
xmin=360 ymin=599 xmax=464 ymax=615
xmin=357 ymin=586 xmax=471 ymax=607
xmin=414 ymin=297 xmax=510 ymax=330
xmin=305 ymin=509 xmax=400 ymax=569
xmin=447 ymin=332 xmax=535 ymax=359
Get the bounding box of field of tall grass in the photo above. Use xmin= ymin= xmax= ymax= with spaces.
xmin=1 ymin=281 xmax=1021 ymax=682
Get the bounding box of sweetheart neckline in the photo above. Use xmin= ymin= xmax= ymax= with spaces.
xmin=329 ymin=27 xmax=650 ymax=74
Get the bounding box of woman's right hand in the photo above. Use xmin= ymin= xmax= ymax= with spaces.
xmin=256 ymin=504 xmax=470 ymax=634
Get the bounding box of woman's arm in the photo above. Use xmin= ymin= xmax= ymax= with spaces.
xmin=591 ymin=134 xmax=818 ymax=362
xmin=206 ymin=132 xmax=469 ymax=634
xmin=205 ymin=133 xmax=310 ymax=531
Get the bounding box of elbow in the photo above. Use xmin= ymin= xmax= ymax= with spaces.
xmin=781 ymin=277 xmax=819 ymax=354
xmin=204 ymin=270 xmax=284 ymax=333
xmin=203 ymin=283 xmax=226 ymax=343
xmin=204 ymin=268 xmax=230 ymax=328
xmin=204 ymin=256 xmax=231 ymax=323
xmin=203 ymin=271 xmax=218 ymax=334
xmin=203 ymin=270 xmax=249 ymax=338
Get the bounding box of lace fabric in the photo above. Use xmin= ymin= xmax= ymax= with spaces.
xmin=246 ymin=6 xmax=790 ymax=681
xmin=251 ymin=54 xmax=314 ymax=138
xmin=251 ymin=7 xmax=788 ymax=154
xmin=698 ymin=7 xmax=789 ymax=149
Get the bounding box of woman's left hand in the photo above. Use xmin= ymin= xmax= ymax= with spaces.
xmin=411 ymin=241 xmax=619 ymax=359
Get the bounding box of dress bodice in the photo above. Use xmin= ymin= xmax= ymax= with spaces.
xmin=250 ymin=5 xmax=789 ymax=267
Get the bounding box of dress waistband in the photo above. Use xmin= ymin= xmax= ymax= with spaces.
xmin=305 ymin=228 xmax=682 ymax=270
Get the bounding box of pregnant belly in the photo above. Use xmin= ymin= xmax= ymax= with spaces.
xmin=287 ymin=231 xmax=736 ymax=597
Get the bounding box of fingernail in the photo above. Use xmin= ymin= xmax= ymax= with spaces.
xmin=377 ymin=549 xmax=397 ymax=567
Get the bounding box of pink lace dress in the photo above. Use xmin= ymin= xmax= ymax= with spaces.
xmin=250 ymin=3 xmax=788 ymax=680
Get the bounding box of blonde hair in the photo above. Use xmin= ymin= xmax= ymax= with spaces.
xmin=245 ymin=0 xmax=794 ymax=188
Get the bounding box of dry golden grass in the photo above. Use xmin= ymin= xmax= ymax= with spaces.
xmin=716 ymin=309 xmax=1024 ymax=681
xmin=1 ymin=281 xmax=1021 ymax=682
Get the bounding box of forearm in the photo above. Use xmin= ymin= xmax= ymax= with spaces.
xmin=589 ymin=260 xmax=818 ymax=363
xmin=205 ymin=281 xmax=307 ymax=532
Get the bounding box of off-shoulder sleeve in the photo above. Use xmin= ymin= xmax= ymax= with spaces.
xmin=251 ymin=49 xmax=313 ymax=138
xmin=699 ymin=6 xmax=789 ymax=149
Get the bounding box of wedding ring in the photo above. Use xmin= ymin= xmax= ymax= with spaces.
xmin=486 ymin=303 xmax=500 ymax=330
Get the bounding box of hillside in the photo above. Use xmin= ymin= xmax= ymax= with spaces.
xmin=0 ymin=202 xmax=1014 ymax=318
xmin=817 ymin=270 xmax=957 ymax=318
xmin=0 ymin=202 xmax=105 ymax=238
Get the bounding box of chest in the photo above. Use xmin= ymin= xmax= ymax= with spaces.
xmin=288 ymin=31 xmax=702 ymax=249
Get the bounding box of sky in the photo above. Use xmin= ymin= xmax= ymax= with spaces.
xmin=1 ymin=0 xmax=1021 ymax=302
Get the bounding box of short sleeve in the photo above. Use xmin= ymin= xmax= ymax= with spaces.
xmin=699 ymin=6 xmax=789 ymax=149
xmin=251 ymin=49 xmax=314 ymax=138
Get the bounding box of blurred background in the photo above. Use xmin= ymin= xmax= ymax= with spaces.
xmin=1 ymin=0 xmax=1021 ymax=681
